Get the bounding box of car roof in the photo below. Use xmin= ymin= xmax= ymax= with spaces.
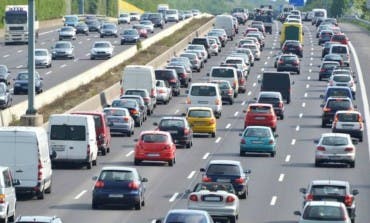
xmin=140 ymin=130 xmax=170 ymax=136
xmin=321 ymin=132 xmax=350 ymax=138
xmin=166 ymin=209 xmax=209 ymax=215
xmin=335 ymin=110 xmax=361 ymax=115
xmin=305 ymin=201 xmax=344 ymax=207
xmin=160 ymin=116 xmax=186 ymax=121
xmin=208 ymin=160 xmax=241 ymax=166
xmin=101 ymin=166 xmax=138 ymax=172
xmin=326 ymin=96 xmax=351 ymax=101
xmin=188 ymin=107 xmax=214 ymax=112
xmin=248 ymin=103 xmax=273 ymax=108
xmin=245 ymin=126 xmax=272 ymax=130
xmin=190 ymin=82 xmax=218 ymax=87
xmin=258 ymin=91 xmax=282 ymax=98
xmin=310 ymin=180 xmax=349 ymax=186
xmin=326 ymin=86 xmax=351 ymax=90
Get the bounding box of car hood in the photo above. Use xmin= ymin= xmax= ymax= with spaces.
xmin=53 ymin=48 xmax=72 ymax=52
xmin=35 ymin=55 xmax=49 ymax=60
xmin=92 ymin=47 xmax=112 ymax=52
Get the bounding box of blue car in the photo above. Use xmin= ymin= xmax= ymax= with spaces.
xmin=239 ymin=126 xmax=277 ymax=157
xmin=13 ymin=71 xmax=43 ymax=95
xmin=92 ymin=166 xmax=147 ymax=210
xmin=120 ymin=29 xmax=140 ymax=45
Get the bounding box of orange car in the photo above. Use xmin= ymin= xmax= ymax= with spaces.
xmin=134 ymin=131 xmax=176 ymax=166
xmin=243 ymin=103 xmax=277 ymax=131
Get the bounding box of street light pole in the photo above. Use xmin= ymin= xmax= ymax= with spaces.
xmin=26 ymin=0 xmax=36 ymax=115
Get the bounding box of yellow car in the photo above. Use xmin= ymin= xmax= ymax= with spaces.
xmin=186 ymin=107 xmax=216 ymax=137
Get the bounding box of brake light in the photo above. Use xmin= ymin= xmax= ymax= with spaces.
xmin=150 ymin=88 xmax=155 ymax=97
xmin=344 ymin=147 xmax=354 ymax=152
xmin=143 ymin=97 xmax=150 ymax=103
xmin=38 ymin=158 xmax=43 ymax=181
xmin=344 ymin=195 xmax=353 ymax=206
xmin=158 ymin=89 xmax=166 ymax=93
xmin=94 ymin=180 xmax=104 ymax=188
xmin=234 ymin=177 xmax=244 ymax=184
xmin=306 ymin=194 xmax=314 ymax=201
xmin=209 ymin=118 xmax=216 ymax=125
xmin=0 ymin=194 xmax=5 ymax=204
xmin=184 ymin=128 xmax=190 ymax=135
xmin=186 ymin=97 xmax=191 ymax=104
xmin=278 ymin=60 xmax=284 ymax=64
xmin=323 ymin=107 xmax=331 ymax=112
xmin=283 ymin=46 xmax=288 ymax=51
xmin=269 ymin=139 xmax=274 ymax=144
xmin=317 ymin=146 xmax=326 ymax=151
xmin=130 ymin=109 xmax=139 ymax=115
xmin=128 ymin=181 xmax=140 ymax=190
xmin=320 ymin=69 xmax=326 ymax=72
xmin=164 ymin=145 xmax=171 ymax=150
xmin=293 ymin=61 xmax=299 ymax=66
xmin=202 ymin=176 xmax=212 ymax=182
xmin=228 ymin=89 xmax=233 ymax=95
xmin=233 ymin=80 xmax=237 ymax=88
xmin=329 ymin=80 xmax=334 ymax=86
xmin=123 ymin=117 xmax=129 ymax=122
xmin=240 ymin=138 xmax=246 ymax=144
xmin=169 ymin=79 xmax=176 ymax=83
xmin=189 ymin=194 xmax=198 ymax=201
xmin=278 ymin=102 xmax=283 ymax=108
xmin=226 ymin=196 xmax=235 ymax=203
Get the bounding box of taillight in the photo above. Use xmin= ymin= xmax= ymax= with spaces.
xmin=202 ymin=176 xmax=212 ymax=182
xmin=293 ymin=61 xmax=299 ymax=66
xmin=186 ymin=97 xmax=191 ymax=104
xmin=234 ymin=177 xmax=244 ymax=184
xmin=120 ymin=87 xmax=124 ymax=96
xmin=228 ymin=89 xmax=233 ymax=95
xmin=130 ymin=109 xmax=139 ymax=115
xmin=158 ymin=89 xmax=166 ymax=93
xmin=269 ymin=139 xmax=274 ymax=145
xmin=123 ymin=117 xmax=129 ymax=122
xmin=317 ymin=146 xmax=326 ymax=151
xmin=128 ymin=181 xmax=140 ymax=190
xmin=226 ymin=196 xmax=235 ymax=203
xmin=306 ymin=194 xmax=313 ymax=201
xmin=320 ymin=69 xmax=326 ymax=72
xmin=283 ymin=46 xmax=288 ymax=51
xmin=344 ymin=195 xmax=353 ymax=206
xmin=164 ymin=145 xmax=171 ymax=150
xmin=323 ymin=107 xmax=331 ymax=112
xmin=94 ymin=180 xmax=104 ymax=188
xmin=169 ymin=79 xmax=176 ymax=83
xmin=278 ymin=102 xmax=283 ymax=108
xmin=329 ymin=80 xmax=334 ymax=86
xmin=233 ymin=80 xmax=237 ymax=88
xmin=209 ymin=118 xmax=215 ymax=125
xmin=240 ymin=138 xmax=246 ymax=144
xmin=184 ymin=128 xmax=190 ymax=135
xmin=278 ymin=60 xmax=284 ymax=64
xmin=150 ymin=88 xmax=155 ymax=97
xmin=189 ymin=194 xmax=198 ymax=201
xmin=344 ymin=147 xmax=354 ymax=152
xmin=0 ymin=194 xmax=5 ymax=204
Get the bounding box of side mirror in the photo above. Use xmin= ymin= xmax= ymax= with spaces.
xmin=352 ymin=138 xmax=359 ymax=145
xmin=50 ymin=150 xmax=57 ymax=159
xmin=155 ymin=220 xmax=162 ymax=223
xmin=104 ymin=104 xmax=111 ymax=108
xmin=141 ymin=177 xmax=148 ymax=182
xmin=200 ymin=168 xmax=205 ymax=172
xmin=140 ymin=105 xmax=145 ymax=110
xmin=314 ymin=139 xmax=319 ymax=144
xmin=320 ymin=94 xmax=324 ymax=99
xmin=317 ymin=65 xmax=320 ymax=68
xmin=274 ymin=134 xmax=279 ymax=138
xmin=253 ymin=97 xmax=257 ymax=100
xmin=294 ymin=211 xmax=302 ymax=216
xmin=352 ymin=189 xmax=359 ymax=195
xmin=92 ymin=176 xmax=98 ymax=181
xmin=239 ymin=132 xmax=243 ymax=136
xmin=12 ymin=179 xmax=21 ymax=186
xmin=153 ymin=122 xmax=158 ymax=126
xmin=242 ymin=109 xmax=247 ymax=113
xmin=244 ymin=169 xmax=252 ymax=174
xmin=40 ymin=77 xmax=44 ymax=80
xmin=299 ymin=188 xmax=307 ymax=194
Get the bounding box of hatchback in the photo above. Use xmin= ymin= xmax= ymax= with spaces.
xmin=243 ymin=103 xmax=277 ymax=131
xmin=92 ymin=166 xmax=147 ymax=210
xmin=318 ymin=30 xmax=333 ymax=45
xmin=282 ymin=40 xmax=303 ymax=57
xmin=239 ymin=126 xmax=278 ymax=157
xmin=35 ymin=49 xmax=52 ymax=68
xmin=186 ymin=107 xmax=217 ymax=137
xmin=209 ymin=80 xmax=234 ymax=105
xmin=321 ymin=97 xmax=355 ymax=127
xmin=294 ymin=201 xmax=351 ymax=223
xmin=328 ymin=74 xmax=356 ymax=98
xmin=124 ymin=89 xmax=155 ymax=115
xmin=111 ymin=99 xmax=145 ymax=127
xmin=0 ymin=83 xmax=12 ymax=109
xmin=119 ymin=95 xmax=148 ymax=121
xmin=331 ymin=33 xmax=349 ymax=45
xmin=318 ymin=61 xmax=340 ymax=80
xmin=179 ymin=53 xmax=202 ymax=72
xmin=277 ymin=54 xmax=301 ymax=74
xmin=332 ymin=111 xmax=364 ymax=142
xmin=323 ymin=54 xmax=344 ymax=66
xmin=166 ymin=65 xmax=191 ymax=88
xmin=0 ymin=65 xmax=10 ymax=85
xmin=103 ymin=107 xmax=135 ymax=137
xmin=75 ymin=22 xmax=89 ymax=35
xmin=155 ymin=117 xmax=193 ymax=148
xmin=256 ymin=91 xmax=285 ymax=119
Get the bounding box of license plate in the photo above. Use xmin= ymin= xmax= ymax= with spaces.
xmin=286 ymin=64 xmax=292 ymax=67
xmin=255 ymin=117 xmax=265 ymax=120
xmin=147 ymin=153 xmax=160 ymax=157
xmin=109 ymin=194 xmax=123 ymax=198
xmin=52 ymin=145 xmax=65 ymax=151
xmin=216 ymin=178 xmax=230 ymax=183
xmin=198 ymin=101 xmax=208 ymax=104
xmin=329 ymin=156 xmax=341 ymax=160
xmin=168 ymin=130 xmax=178 ymax=134
xmin=204 ymin=196 xmax=221 ymax=202
xmin=252 ymin=140 xmax=263 ymax=144
xmin=342 ymin=124 xmax=354 ymax=128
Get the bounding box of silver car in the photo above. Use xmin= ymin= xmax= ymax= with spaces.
xmin=314 ymin=133 xmax=357 ymax=168
xmin=35 ymin=49 xmax=52 ymax=68
xmin=51 ymin=41 xmax=75 ymax=60
xmin=103 ymin=107 xmax=135 ymax=137
xmin=139 ymin=20 xmax=154 ymax=33
xmin=156 ymin=209 xmax=214 ymax=223
xmin=90 ymin=41 xmax=114 ymax=60
xmin=156 ymin=80 xmax=172 ymax=104
xmin=186 ymin=44 xmax=209 ymax=63
xmin=294 ymin=201 xmax=351 ymax=223
xmin=58 ymin=26 xmax=76 ymax=40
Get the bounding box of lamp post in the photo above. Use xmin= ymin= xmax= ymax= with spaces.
xmin=26 ymin=0 xmax=36 ymax=115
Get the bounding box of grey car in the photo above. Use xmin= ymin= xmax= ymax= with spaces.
xmin=0 ymin=82 xmax=12 ymax=109
xmin=103 ymin=107 xmax=135 ymax=136
xmin=0 ymin=65 xmax=11 ymax=85
xmin=100 ymin=23 xmax=118 ymax=38
xmin=156 ymin=209 xmax=214 ymax=223
xmin=90 ymin=41 xmax=114 ymax=60
xmin=51 ymin=41 xmax=74 ymax=60
xmin=123 ymin=89 xmax=155 ymax=115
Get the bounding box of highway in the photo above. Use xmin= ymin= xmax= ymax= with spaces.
xmin=15 ymin=19 xmax=370 ymax=223
xmin=0 ymin=20 xmax=179 ymax=105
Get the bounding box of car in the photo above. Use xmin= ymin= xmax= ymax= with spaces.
xmin=243 ymin=103 xmax=277 ymax=131
xmin=179 ymin=52 xmax=202 ymax=72
xmin=111 ymin=99 xmax=145 ymax=127
xmin=0 ymin=82 xmax=12 ymax=109
xmin=13 ymin=71 xmax=43 ymax=95
xmin=165 ymin=9 xmax=179 ymax=22
xmin=318 ymin=30 xmax=334 ymax=45
xmin=129 ymin=12 xmax=141 ymax=21
xmin=256 ymin=91 xmax=285 ymax=119
xmin=0 ymin=166 xmax=18 ymax=223
xmin=314 ymin=133 xmax=357 ymax=167
xmin=134 ymin=131 xmax=176 ymax=166
xmin=294 ymin=201 xmax=351 ymax=223
xmin=276 ymin=53 xmax=301 ymax=74
xmin=187 ymin=182 xmax=239 ymax=223
xmin=191 ymin=38 xmax=211 ymax=58
xmin=241 ymin=43 xmax=261 ymax=60
xmin=322 ymin=41 xmax=337 ymax=58
xmin=166 ymin=65 xmax=191 ymax=88
xmin=208 ymin=38 xmax=219 ymax=56
xmin=124 ymin=89 xmax=155 ymax=115
xmin=299 ymin=180 xmax=359 ymax=222
xmin=51 ymin=41 xmax=74 ymax=60
xmin=186 ymin=44 xmax=209 ymax=63
xmin=139 ymin=20 xmax=154 ymax=33
xmin=100 ymin=23 xmax=118 ymax=38
xmin=183 ymin=10 xmax=193 ymax=19
xmin=156 ymin=209 xmax=214 ymax=223
xmin=92 ymin=166 xmax=147 ymax=210
xmin=15 ymin=216 xmax=63 ymax=223
xmin=318 ymin=61 xmax=340 ymax=81
xmin=35 ymin=48 xmax=52 ymax=68
xmin=185 ymin=107 xmax=216 ymax=137
xmin=282 ymin=40 xmax=303 ymax=57
xmin=200 ymin=160 xmax=251 ymax=199
xmin=154 ymin=117 xmax=193 ymax=148
xmin=119 ymin=95 xmax=148 ymax=120
xmin=323 ymin=53 xmax=344 ymax=66
xmin=120 ymin=29 xmax=140 ymax=45
xmin=58 ymin=26 xmax=76 ymax=40
xmin=208 ymin=80 xmax=234 ymax=105
xmin=321 ymin=97 xmax=355 ymax=127
xmin=186 ymin=83 xmax=222 ymax=118
xmin=168 ymin=57 xmax=193 ymax=74
xmin=156 ymin=80 xmax=172 ymax=104
xmin=239 ymin=126 xmax=278 ymax=157
xmin=118 ymin=13 xmax=130 ymax=24
xmin=155 ymin=69 xmax=181 ymax=96
xmin=90 ymin=41 xmax=114 ymax=60
xmin=208 ymin=29 xmax=227 ymax=47
xmin=244 ymin=27 xmax=258 ymax=36
xmin=328 ymin=74 xmax=356 ymax=97
xmin=0 ymin=65 xmax=10 ymax=85
xmin=329 ymin=44 xmax=350 ymax=66
xmin=103 ymin=107 xmax=135 ymax=137
xmin=331 ymin=33 xmax=349 ymax=45
xmin=132 ymin=24 xmax=148 ymax=38
xmin=224 ymin=56 xmax=249 ymax=76
xmin=332 ymin=110 xmax=364 ymax=142
xmin=234 ymin=48 xmax=255 ymax=66
xmin=148 ymin=13 xmax=165 ymax=29
xmin=207 ymin=36 xmax=222 ymax=53
xmin=86 ymin=20 xmax=101 ymax=32
xmin=75 ymin=22 xmax=89 ymax=35
xmin=321 ymin=86 xmax=354 ymax=102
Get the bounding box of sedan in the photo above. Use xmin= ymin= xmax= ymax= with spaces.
xmin=156 ymin=80 xmax=172 ymax=104
xmin=134 ymin=131 xmax=176 ymax=166
xmin=35 ymin=48 xmax=52 ymax=68
xmin=139 ymin=20 xmax=154 ymax=33
xmin=75 ymin=22 xmax=89 ymax=35
xmin=318 ymin=61 xmax=340 ymax=81
xmin=239 ymin=126 xmax=278 ymax=157
xmin=13 ymin=71 xmax=43 ymax=95
xmin=294 ymin=201 xmax=351 ymax=223
xmin=314 ymin=133 xmax=357 ymax=168
xmin=156 ymin=209 xmax=214 ymax=223
xmin=92 ymin=166 xmax=147 ymax=210
xmin=0 ymin=82 xmax=12 ymax=109
xmin=100 ymin=23 xmax=118 ymax=38
xmin=103 ymin=107 xmax=135 ymax=136
xmin=90 ymin=41 xmax=114 ymax=60
xmin=120 ymin=29 xmax=140 ymax=45
xmin=277 ymin=54 xmax=301 ymax=74
xmin=51 ymin=41 xmax=75 ymax=60
xmin=0 ymin=65 xmax=11 ymax=85
xmin=58 ymin=26 xmax=76 ymax=40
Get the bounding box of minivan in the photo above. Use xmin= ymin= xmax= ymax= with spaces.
xmin=208 ymin=66 xmax=239 ymax=98
xmin=260 ymin=71 xmax=292 ymax=104
xmin=0 ymin=166 xmax=18 ymax=222
xmin=48 ymin=114 xmax=98 ymax=169
xmin=329 ymin=44 xmax=350 ymax=66
xmin=186 ymin=83 xmax=222 ymax=118
xmin=215 ymin=15 xmax=235 ymax=40
xmin=0 ymin=127 xmax=52 ymax=200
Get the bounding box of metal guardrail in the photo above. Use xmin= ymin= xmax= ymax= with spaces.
xmin=342 ymin=15 xmax=370 ymax=25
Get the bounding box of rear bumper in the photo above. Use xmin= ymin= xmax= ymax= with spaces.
xmin=92 ymin=191 xmax=140 ymax=207
xmin=332 ymin=128 xmax=363 ymax=138
xmin=240 ymin=144 xmax=275 ymax=153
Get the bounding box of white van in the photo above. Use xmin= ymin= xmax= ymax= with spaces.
xmin=0 ymin=127 xmax=52 ymax=200
xmin=121 ymin=65 xmax=157 ymax=105
xmin=0 ymin=166 xmax=18 ymax=222
xmin=48 ymin=114 xmax=98 ymax=169
xmin=186 ymin=83 xmax=222 ymax=118
xmin=329 ymin=44 xmax=350 ymax=66
xmin=215 ymin=15 xmax=235 ymax=40
xmin=209 ymin=66 xmax=239 ymax=97
xmin=312 ymin=8 xmax=327 ymax=25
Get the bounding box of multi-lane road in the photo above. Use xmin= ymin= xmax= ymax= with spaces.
xmin=14 ymin=19 xmax=370 ymax=223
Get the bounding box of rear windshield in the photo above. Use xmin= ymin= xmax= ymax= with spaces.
xmin=155 ymin=70 xmax=176 ymax=80
xmin=125 ymin=90 xmax=147 ymax=97
xmin=311 ymin=185 xmax=346 ymax=196
xmin=190 ymin=86 xmax=216 ymax=96
xmin=225 ymin=59 xmax=242 ymax=64
xmin=258 ymin=97 xmax=279 ymax=104
xmin=99 ymin=170 xmax=134 ymax=181
xmin=321 ymin=136 xmax=348 ymax=146
xmin=303 ymin=206 xmax=344 ymax=221
xmin=327 ymin=99 xmax=351 ymax=109
xmin=244 ymin=128 xmax=271 ymax=137
xmin=50 ymin=125 xmax=86 ymax=141
xmin=188 ymin=110 xmax=212 ymax=118
xmin=165 ymin=213 xmax=207 ymax=223
xmin=104 ymin=109 xmax=127 ymax=116
xmin=112 ymin=100 xmax=137 ymax=108
xmin=211 ymin=68 xmax=234 ymax=78
xmin=206 ymin=164 xmax=240 ymax=176
xmin=249 ymin=106 xmax=271 ymax=113
xmin=332 ymin=35 xmax=345 ymax=41
xmin=331 ymin=46 xmax=347 ymax=54
xmin=159 ymin=119 xmax=185 ymax=128
xmin=323 ymin=63 xmax=338 ymax=69
xmin=337 ymin=113 xmax=359 ymax=122
xmin=141 ymin=134 xmax=167 ymax=142
xmin=262 ymin=74 xmax=289 ymax=86
xmin=166 ymin=66 xmax=185 ymax=74
xmin=333 ymin=76 xmax=351 ymax=82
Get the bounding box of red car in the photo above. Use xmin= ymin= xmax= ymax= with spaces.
xmin=133 ymin=24 xmax=148 ymax=38
xmin=244 ymin=27 xmax=258 ymax=36
xmin=331 ymin=33 xmax=349 ymax=45
xmin=243 ymin=103 xmax=277 ymax=131
xmin=134 ymin=131 xmax=176 ymax=166
xmin=71 ymin=111 xmax=111 ymax=155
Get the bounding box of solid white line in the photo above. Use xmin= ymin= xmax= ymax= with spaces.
xmin=270 ymin=196 xmax=277 ymax=206
xmin=296 ymin=125 xmax=300 ymax=131
xmin=302 ymin=102 xmax=306 ymax=107
xmin=247 ymin=91 xmax=251 ymax=96
xmin=253 ymin=83 xmax=256 ymax=87
xmin=285 ymin=155 xmax=291 ymax=162
xmin=278 ymin=174 xmax=285 ymax=182
xmin=169 ymin=192 xmax=179 ymax=202
xmin=187 ymin=171 xmax=196 ymax=179
xmin=299 ymin=113 xmax=303 ymax=118
xmin=349 ymin=42 xmax=370 ymax=159
xmin=3 ymin=55 xmax=9 ymax=58
xmin=234 ymin=111 xmax=239 ymax=117
xmin=39 ymin=29 xmax=58 ymax=36
xmin=74 ymin=190 xmax=87 ymax=199
xmin=74 ymin=58 xmax=79 ymax=62
xmin=215 ymin=137 xmax=221 ymax=143
xmin=202 ymin=152 xmax=210 ymax=160
xmin=125 ymin=150 xmax=134 ymax=157
xmin=291 ymin=139 xmax=296 ymax=145
xmin=225 ymin=123 xmax=231 ymax=129
xmin=308 ymin=76 xmax=311 ymax=80
xmin=304 ymin=93 xmax=308 ymax=98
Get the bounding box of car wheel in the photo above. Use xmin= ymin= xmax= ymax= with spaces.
xmin=92 ymin=159 xmax=97 ymax=166
xmin=186 ymin=141 xmax=192 ymax=149
xmin=314 ymin=160 xmax=321 ymax=167
xmin=229 ymin=216 xmax=237 ymax=223
xmin=350 ymin=162 xmax=355 ymax=168
xmin=92 ymin=201 xmax=99 ymax=209
xmin=280 ymin=115 xmax=284 ymax=120
xmin=36 ymin=189 xmax=44 ymax=200
xmin=168 ymin=158 xmax=174 ymax=166
xmin=319 ymin=76 xmax=322 ymax=81
xmin=197 ymin=68 xmax=201 ymax=72
xmin=240 ymin=151 xmax=244 ymax=157
xmin=8 ymin=210 xmax=15 ymax=223
xmin=321 ymin=120 xmax=326 ymax=128
xmin=45 ymin=180 xmax=52 ymax=193
xmin=211 ymin=132 xmax=216 ymax=138
xmin=101 ymin=147 xmax=106 ymax=156
xmin=271 ymin=151 xmax=276 ymax=157
xmin=134 ymin=200 xmax=141 ymax=210
xmin=239 ymin=189 xmax=247 ymax=199
xmin=86 ymin=161 xmax=92 ymax=169
xmin=127 ymin=131 xmax=132 ymax=137
xmin=229 ymin=99 xmax=234 ymax=105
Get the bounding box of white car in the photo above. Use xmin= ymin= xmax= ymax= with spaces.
xmin=139 ymin=20 xmax=154 ymax=33
xmin=0 ymin=166 xmax=18 ymax=223
xmin=58 ymin=26 xmax=76 ymax=40
xmin=332 ymin=110 xmax=364 ymax=142
xmin=208 ymin=38 xmax=219 ymax=56
xmin=328 ymin=74 xmax=356 ymax=98
xmin=156 ymin=80 xmax=172 ymax=104
xmin=90 ymin=41 xmax=114 ymax=60
xmin=187 ymin=182 xmax=239 ymax=223
xmin=294 ymin=201 xmax=351 ymax=223
xmin=129 ymin=12 xmax=141 ymax=21
xmin=186 ymin=44 xmax=209 ymax=63
xmin=118 ymin=13 xmax=130 ymax=24
xmin=165 ymin=9 xmax=179 ymax=22
xmin=35 ymin=48 xmax=52 ymax=68
xmin=241 ymin=43 xmax=261 ymax=60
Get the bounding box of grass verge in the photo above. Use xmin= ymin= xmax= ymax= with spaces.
xmin=341 ymin=18 xmax=370 ymax=32
xmin=10 ymin=17 xmax=212 ymax=125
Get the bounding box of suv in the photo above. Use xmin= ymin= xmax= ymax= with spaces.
xmin=256 ymin=91 xmax=285 ymax=119
xmin=154 ymin=117 xmax=193 ymax=148
xmin=15 ymin=216 xmax=63 ymax=223
xmin=124 ymin=89 xmax=155 ymax=115
xmin=244 ymin=103 xmax=277 ymax=131
xmin=282 ymin=40 xmax=303 ymax=57
xmin=200 ymin=160 xmax=251 ymax=199
xmin=332 ymin=111 xmax=364 ymax=142
xmin=0 ymin=166 xmax=18 ymax=223
xmin=299 ymin=180 xmax=358 ymax=223
xmin=321 ymin=97 xmax=355 ymax=127
xmin=276 ymin=54 xmax=301 ymax=74
xmin=191 ymin=38 xmax=211 ymax=58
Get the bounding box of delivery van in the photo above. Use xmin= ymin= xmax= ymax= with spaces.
xmin=215 ymin=15 xmax=235 ymax=40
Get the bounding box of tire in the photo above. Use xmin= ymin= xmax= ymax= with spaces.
xmin=134 ymin=200 xmax=141 ymax=210
xmin=229 ymin=99 xmax=234 ymax=105
xmin=127 ymin=131 xmax=132 ymax=137
xmin=101 ymin=148 xmax=106 ymax=156
xmin=86 ymin=161 xmax=92 ymax=169
xmin=8 ymin=211 xmax=15 ymax=223
xmin=168 ymin=158 xmax=174 ymax=166
xmin=321 ymin=121 xmax=326 ymax=128
xmin=239 ymin=189 xmax=247 ymax=199
xmin=280 ymin=115 xmax=284 ymax=120
xmin=134 ymin=159 xmax=141 ymax=165
xmin=350 ymin=162 xmax=355 ymax=168
xmin=92 ymin=201 xmax=98 ymax=209
xmin=229 ymin=216 xmax=237 ymax=223
xmin=240 ymin=151 xmax=244 ymax=157
xmin=37 ymin=189 xmax=44 ymax=200
xmin=315 ymin=160 xmax=320 ymax=167
xmin=271 ymin=151 xmax=276 ymax=157
xmin=211 ymin=132 xmax=216 ymax=138
xmin=186 ymin=141 xmax=192 ymax=149
xmin=45 ymin=181 xmax=52 ymax=194
xmin=92 ymin=159 xmax=97 ymax=166
xmin=319 ymin=76 xmax=322 ymax=81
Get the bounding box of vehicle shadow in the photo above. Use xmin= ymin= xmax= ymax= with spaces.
xmin=50 ymin=203 xmax=136 ymax=211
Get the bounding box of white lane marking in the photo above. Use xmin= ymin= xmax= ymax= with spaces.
xmin=39 ymin=29 xmax=58 ymax=36
xmin=261 ymin=68 xmax=265 ymax=72
xmin=349 ymin=42 xmax=370 ymax=159
xmin=113 ymin=41 xmax=118 ymax=44
xmin=16 ymin=65 xmax=22 ymax=68
xmin=87 ymin=38 xmax=91 ymax=41
xmin=291 ymin=139 xmax=296 ymax=145
xmin=307 ymin=76 xmax=311 ymax=80
xmin=225 ymin=123 xmax=231 ymax=129
xmin=302 ymin=102 xmax=306 ymax=107
xmin=187 ymin=171 xmax=196 ymax=179
xmin=45 ymin=71 xmax=52 ymax=75
xmin=175 ymin=109 xmax=179 ymax=114
xmin=311 ymin=47 xmax=314 ymax=51
xmin=60 ymin=64 xmax=67 ymax=68
xmin=270 ymin=51 xmax=273 ymax=54
xmin=309 ymin=63 xmax=313 ymax=66
xmin=278 ymin=174 xmax=285 ymax=182
xmin=241 ymin=101 xmax=246 ymax=106
xmin=17 ymin=50 xmax=23 ymax=53
xmin=252 ymin=83 xmax=256 ymax=87
xmin=215 ymin=137 xmax=221 ymax=143
xmin=310 ymin=57 xmax=313 ymax=61
xmin=125 ymin=150 xmax=134 ymax=157
xmin=309 ymin=69 xmax=312 ymax=73
xmin=296 ymin=125 xmax=300 ymax=131
xmin=85 ymin=53 xmax=90 ymax=57
xmin=78 ymin=41 xmax=82 ymax=44
xmin=299 ymin=113 xmax=303 ymax=118
xmin=257 ymin=74 xmax=261 ymax=79
xmin=3 ymin=54 xmax=9 ymax=58
xmin=202 ymin=152 xmax=210 ymax=160
xmin=74 ymin=190 xmax=87 ymax=199
xmin=270 ymin=196 xmax=277 ymax=206
xmin=304 ymin=93 xmax=308 ymax=98
xmin=306 ymin=84 xmax=310 ymax=88
xmin=169 ymin=192 xmax=179 ymax=202
xmin=41 ymin=42 xmax=45 ymax=45
xmin=247 ymin=90 xmax=252 ymax=96
xmin=267 ymin=56 xmax=270 ymax=60
xmin=264 ymin=61 xmax=268 ymax=65
xmin=285 ymin=155 xmax=291 ymax=162
xmin=234 ymin=111 xmax=239 ymax=117
xmin=311 ymin=52 xmax=314 ymax=55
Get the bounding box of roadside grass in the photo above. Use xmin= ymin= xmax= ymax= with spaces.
xmin=18 ymin=17 xmax=211 ymax=125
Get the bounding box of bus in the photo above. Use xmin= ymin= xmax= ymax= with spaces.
xmin=280 ymin=22 xmax=303 ymax=47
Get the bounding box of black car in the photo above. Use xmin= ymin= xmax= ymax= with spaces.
xmin=75 ymin=22 xmax=89 ymax=35
xmin=165 ymin=65 xmax=191 ymax=88
xmin=276 ymin=54 xmax=300 ymax=74
xmin=282 ymin=40 xmax=303 ymax=57
xmin=119 ymin=95 xmax=148 ymax=121
xmin=321 ymin=97 xmax=355 ymax=127
xmin=111 ymin=99 xmax=145 ymax=127
xmin=191 ymin=38 xmax=211 ymax=58
xmin=256 ymin=91 xmax=285 ymax=119
xmin=154 ymin=117 xmax=193 ymax=148
xmin=318 ymin=61 xmax=340 ymax=81
xmin=100 ymin=23 xmax=118 ymax=38
xmin=0 ymin=65 xmax=11 ymax=85
xmin=0 ymin=82 xmax=12 ymax=109
xmin=86 ymin=20 xmax=101 ymax=32
xmin=318 ymin=30 xmax=333 ymax=45
xmin=13 ymin=71 xmax=43 ymax=95
xmin=148 ymin=13 xmax=164 ymax=29
xmin=323 ymin=54 xmax=344 ymax=66
xmin=155 ymin=69 xmax=181 ymax=96
xmin=120 ymin=29 xmax=140 ymax=45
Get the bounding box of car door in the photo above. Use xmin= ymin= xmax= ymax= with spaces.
xmin=3 ymin=169 xmax=16 ymax=215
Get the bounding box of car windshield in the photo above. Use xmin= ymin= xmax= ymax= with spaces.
xmin=99 ymin=170 xmax=134 ymax=181
xmin=321 ymin=136 xmax=348 ymax=146
xmin=104 ymin=109 xmax=127 ymax=116
xmin=327 ymin=99 xmax=351 ymax=109
xmin=94 ymin=42 xmax=110 ymax=48
xmin=303 ymin=205 xmax=344 ymax=221
xmin=61 ymin=27 xmax=73 ymax=32
xmin=103 ymin=24 xmax=115 ymax=29
xmin=141 ymin=134 xmax=167 ymax=143
xmin=188 ymin=45 xmax=203 ymax=50
xmin=211 ymin=68 xmax=234 ymax=78
xmin=249 ymin=105 xmax=271 ymax=113
xmin=188 ymin=110 xmax=211 ymax=118
xmin=112 ymin=100 xmax=137 ymax=108
xmin=244 ymin=128 xmax=271 ymax=137
xmin=165 ymin=213 xmax=207 ymax=223
xmin=206 ymin=164 xmax=240 ymax=176
xmin=190 ymin=86 xmax=216 ymax=96
xmin=311 ymin=185 xmax=346 ymax=196
xmin=17 ymin=73 xmax=28 ymax=80
xmin=337 ymin=113 xmax=359 ymax=122
xmin=55 ymin=43 xmax=71 ymax=49
xmin=124 ymin=30 xmax=137 ymax=35
xmin=35 ymin=50 xmax=47 ymax=56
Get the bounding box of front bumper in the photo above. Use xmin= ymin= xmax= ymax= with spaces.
xmin=188 ymin=205 xmax=238 ymax=217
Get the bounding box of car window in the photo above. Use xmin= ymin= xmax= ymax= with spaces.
xmin=211 ymin=68 xmax=234 ymax=78
xmin=160 ymin=119 xmax=185 ymax=128
xmin=99 ymin=170 xmax=134 ymax=181
xmin=2 ymin=170 xmax=12 ymax=188
xmin=244 ymin=128 xmax=271 ymax=137
xmin=249 ymin=105 xmax=271 ymax=113
xmin=50 ymin=125 xmax=86 ymax=141
xmin=112 ymin=100 xmax=137 ymax=109
xmin=322 ymin=63 xmax=338 ymax=68
xmin=321 ymin=136 xmax=348 ymax=146
xmin=94 ymin=42 xmax=110 ymax=48
xmin=303 ymin=205 xmax=344 ymax=221
xmin=327 ymin=99 xmax=351 ymax=109
xmin=141 ymin=134 xmax=167 ymax=143
xmin=206 ymin=164 xmax=240 ymax=176
xmin=190 ymin=86 xmax=216 ymax=96
xmin=165 ymin=213 xmax=208 ymax=223
xmin=337 ymin=113 xmax=359 ymax=122
xmin=331 ymin=46 xmax=347 ymax=54
xmin=188 ymin=110 xmax=212 ymax=118
xmin=311 ymin=185 xmax=346 ymax=196
xmin=281 ymin=56 xmax=297 ymax=62
xmin=333 ymin=75 xmax=351 ymax=82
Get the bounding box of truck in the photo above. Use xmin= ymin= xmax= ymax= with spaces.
xmin=4 ymin=5 xmax=39 ymax=45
